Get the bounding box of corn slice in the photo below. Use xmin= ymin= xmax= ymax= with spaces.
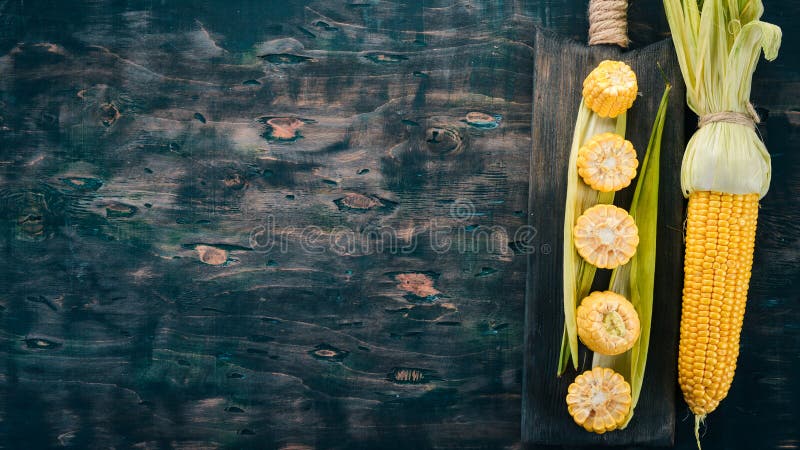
xmin=566 ymin=367 xmax=632 ymax=434
xmin=582 ymin=60 xmax=638 ymax=118
xmin=577 ymin=132 xmax=638 ymax=192
xmin=578 ymin=291 xmax=641 ymax=355
xmin=573 ymin=204 xmax=639 ymax=269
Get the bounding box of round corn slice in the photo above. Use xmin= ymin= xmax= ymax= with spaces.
xmin=582 ymin=60 xmax=638 ymax=118
xmin=577 ymin=132 xmax=638 ymax=192
xmin=566 ymin=367 xmax=632 ymax=434
xmin=573 ymin=204 xmax=639 ymax=269
xmin=577 ymin=291 xmax=641 ymax=355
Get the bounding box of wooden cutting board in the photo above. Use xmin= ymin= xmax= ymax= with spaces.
xmin=522 ymin=27 xmax=686 ymax=446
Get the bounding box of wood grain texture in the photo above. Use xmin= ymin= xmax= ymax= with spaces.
xmin=0 ymin=1 xmax=532 ymax=449
xmin=0 ymin=1 xmax=796 ymax=449
xmin=522 ymin=29 xmax=685 ymax=447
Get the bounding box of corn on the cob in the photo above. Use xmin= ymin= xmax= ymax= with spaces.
xmin=566 ymin=367 xmax=632 ymax=434
xmin=578 ymin=291 xmax=640 ymax=355
xmin=582 ymin=60 xmax=638 ymax=118
xmin=679 ymin=191 xmax=758 ymax=415
xmin=577 ymin=132 xmax=638 ymax=192
xmin=573 ymin=204 xmax=639 ymax=269
xmin=663 ymin=0 xmax=780 ymax=444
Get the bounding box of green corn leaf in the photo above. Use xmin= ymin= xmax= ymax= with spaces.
xmin=592 ymin=81 xmax=671 ymax=427
xmin=558 ymin=103 xmax=625 ymax=375
xmin=558 ymin=328 xmax=571 ymax=376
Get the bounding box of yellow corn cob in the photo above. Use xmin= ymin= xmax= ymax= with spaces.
xmin=577 ymin=132 xmax=639 ymax=192
xmin=577 ymin=291 xmax=640 ymax=355
xmin=582 ymin=60 xmax=638 ymax=118
xmin=662 ymin=0 xmax=780 ymax=445
xmin=566 ymin=367 xmax=632 ymax=434
xmin=679 ymin=191 xmax=759 ymax=417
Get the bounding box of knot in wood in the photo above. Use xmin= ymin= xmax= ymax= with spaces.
xmin=338 ymin=193 xmax=380 ymax=210
xmin=425 ymin=126 xmax=462 ymax=154
xmin=99 ymin=103 xmax=120 ymax=127
xmin=261 ymin=117 xmax=305 ymax=141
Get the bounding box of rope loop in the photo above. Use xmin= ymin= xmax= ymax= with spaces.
xmin=588 ymin=0 xmax=629 ymax=48
xmin=698 ymin=104 xmax=760 ymax=129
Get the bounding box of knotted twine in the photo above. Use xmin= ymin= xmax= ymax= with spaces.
xmin=697 ymin=103 xmax=761 ymax=130
xmin=588 ymin=0 xmax=629 ymax=47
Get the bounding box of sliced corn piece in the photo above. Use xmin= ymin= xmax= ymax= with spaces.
xmin=577 ymin=132 xmax=638 ymax=192
xmin=573 ymin=204 xmax=639 ymax=269
xmin=578 ymin=291 xmax=641 ymax=355
xmin=566 ymin=367 xmax=632 ymax=434
xmin=582 ymin=60 xmax=638 ymax=118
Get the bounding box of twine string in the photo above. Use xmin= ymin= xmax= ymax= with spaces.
xmin=698 ymin=104 xmax=760 ymax=129
xmin=588 ymin=0 xmax=629 ymax=48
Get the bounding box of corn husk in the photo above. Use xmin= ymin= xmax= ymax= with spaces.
xmin=593 ymin=83 xmax=671 ymax=427
xmin=663 ymin=0 xmax=781 ymax=198
xmin=558 ymin=104 xmax=626 ymax=374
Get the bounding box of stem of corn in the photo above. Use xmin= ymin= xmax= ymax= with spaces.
xmin=694 ymin=414 xmax=706 ymax=450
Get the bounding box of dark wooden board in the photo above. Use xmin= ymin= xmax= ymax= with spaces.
xmin=0 ymin=1 xmax=534 ymax=449
xmin=522 ymin=29 xmax=685 ymax=446
xmin=0 ymin=1 xmax=797 ymax=449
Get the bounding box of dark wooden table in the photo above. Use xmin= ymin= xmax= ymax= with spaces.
xmin=0 ymin=1 xmax=797 ymax=449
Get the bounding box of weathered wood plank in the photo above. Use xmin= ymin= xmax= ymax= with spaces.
xmin=0 ymin=1 xmax=796 ymax=449
xmin=0 ymin=2 xmax=532 ymax=449
xmin=522 ymin=28 xmax=685 ymax=446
